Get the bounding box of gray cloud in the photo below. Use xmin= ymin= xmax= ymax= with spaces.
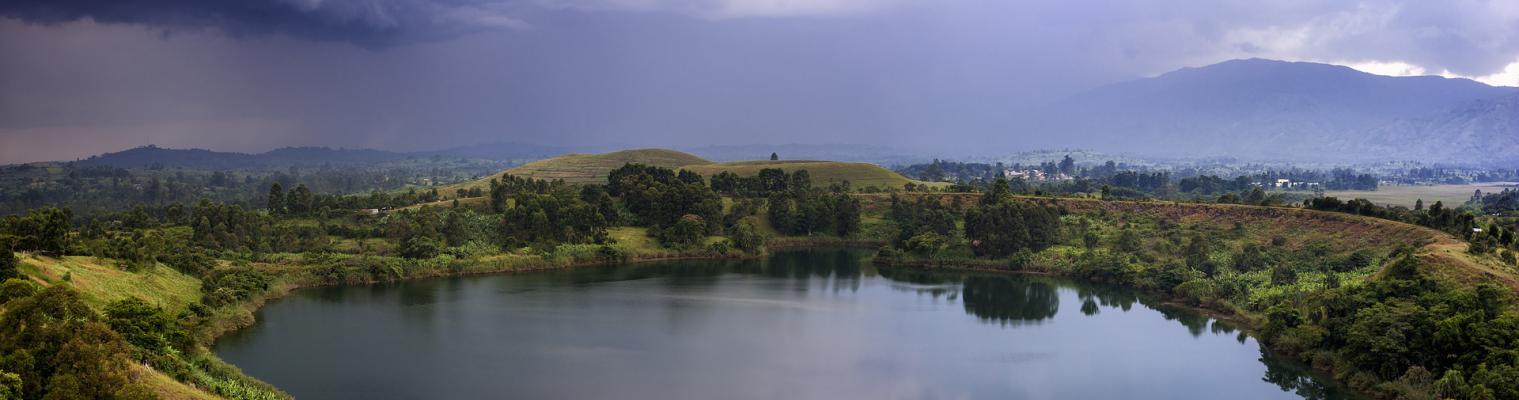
xmin=0 ymin=0 xmax=529 ymax=47
xmin=1 ymin=0 xmax=1517 ymax=164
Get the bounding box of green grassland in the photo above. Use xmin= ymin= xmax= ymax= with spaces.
xmin=17 ymin=254 xmax=203 ymax=311
xmin=1322 ymin=183 xmax=1516 ymax=208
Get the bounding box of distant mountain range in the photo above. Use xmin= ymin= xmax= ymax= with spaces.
xmin=48 ymin=58 xmax=1519 ymax=168
xmin=72 ymin=142 xmax=570 ymax=169
xmin=62 ymin=143 xmax=931 ymax=170
xmin=1020 ymin=58 xmax=1519 ymax=165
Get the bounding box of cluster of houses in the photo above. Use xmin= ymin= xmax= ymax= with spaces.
xmin=1002 ymin=169 xmax=1073 ymax=182
xmin=1266 ymin=179 xmax=1321 ymax=190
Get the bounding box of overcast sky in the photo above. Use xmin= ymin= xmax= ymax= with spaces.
xmin=2 ymin=0 xmax=1518 ymax=164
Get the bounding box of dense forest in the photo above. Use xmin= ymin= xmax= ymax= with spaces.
xmin=0 ymin=156 xmax=512 ymax=217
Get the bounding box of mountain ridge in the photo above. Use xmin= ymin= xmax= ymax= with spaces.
xmin=1020 ymin=58 xmax=1518 ymax=164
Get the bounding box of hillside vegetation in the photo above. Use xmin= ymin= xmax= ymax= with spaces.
xmin=684 ymin=160 xmax=942 ymax=190
xmin=447 ymin=148 xmax=711 ymax=190
xmin=442 ymin=149 xmax=938 ymax=196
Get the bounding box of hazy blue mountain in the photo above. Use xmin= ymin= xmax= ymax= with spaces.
xmin=1023 ymin=58 xmax=1517 ymax=162
xmin=420 ymin=142 xmax=569 ymax=161
xmin=66 ymin=142 xmax=573 ymax=170
xmin=1357 ymin=92 xmax=1519 ymax=165
xmin=75 ymin=145 xmax=409 ymax=169
xmin=683 ymin=144 xmax=929 ymax=165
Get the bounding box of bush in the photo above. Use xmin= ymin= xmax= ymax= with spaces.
xmin=200 ymin=268 xmax=271 ymax=307
xmin=105 ymin=298 xmax=188 ymax=354
xmin=657 ymin=216 xmax=707 ymax=250
xmin=0 ymin=242 xmax=16 ymax=281
xmin=728 ymin=220 xmax=767 ymax=253
xmin=0 ymin=279 xmax=38 ymax=304
xmin=399 ymin=235 xmax=441 ymax=259
xmin=903 ymin=232 xmax=948 ymax=257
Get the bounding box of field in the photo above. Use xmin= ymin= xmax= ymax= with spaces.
xmin=682 ymin=160 xmax=945 ymax=190
xmin=1323 ymin=182 xmax=1516 ymax=208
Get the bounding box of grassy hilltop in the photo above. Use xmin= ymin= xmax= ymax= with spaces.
xmin=440 ymin=148 xmax=940 ymax=198
xmin=683 ymin=160 xmax=940 ymax=190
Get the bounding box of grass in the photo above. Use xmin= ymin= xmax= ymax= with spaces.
xmin=682 ymin=160 xmax=945 ymax=190
xmin=1322 ymin=182 xmax=1517 ymax=208
xmin=129 ymin=363 xmax=221 ymax=400
xmin=17 ymin=254 xmax=202 ymax=311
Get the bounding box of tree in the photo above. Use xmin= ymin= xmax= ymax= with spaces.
xmin=770 ymin=152 xmax=779 ymax=161
xmin=0 ymin=287 xmax=132 ymax=399
xmin=981 ymin=178 xmax=1012 ymax=206
xmin=399 ymin=234 xmax=440 ymax=259
xmin=286 ymin=184 xmax=313 ymax=216
xmin=0 ymin=241 xmax=16 ymax=281
xmin=658 ymin=215 xmax=707 ymax=249
xmin=903 ymin=232 xmax=948 ymax=257
xmin=267 ymin=183 xmax=285 ymax=215
xmin=4 ymin=207 xmax=72 ymax=256
xmin=832 ymin=195 xmax=861 ymax=236
xmin=105 ymin=298 xmax=186 ymax=353
xmin=964 ymin=199 xmax=1061 ymax=258
xmin=728 ymin=220 xmax=766 ymax=253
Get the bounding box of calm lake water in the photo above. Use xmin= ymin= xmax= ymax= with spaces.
xmin=216 ymin=249 xmax=1348 ymax=400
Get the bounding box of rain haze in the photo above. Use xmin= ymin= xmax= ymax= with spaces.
xmin=2 ymin=0 xmax=1519 ymax=163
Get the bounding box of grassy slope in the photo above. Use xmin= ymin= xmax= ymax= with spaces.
xmin=17 ymin=254 xmax=202 ymax=311
xmin=14 ymin=255 xmax=220 ymax=399
xmin=863 ymin=193 xmax=1519 ymax=293
xmin=1322 ymin=183 xmax=1516 ymax=208
xmin=682 ymin=160 xmax=946 ymax=190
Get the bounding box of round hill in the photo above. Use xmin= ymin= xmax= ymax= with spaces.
xmin=448 ymin=149 xmax=710 ymax=191
xmin=683 ymin=160 xmax=940 ymax=190
xmin=440 ymin=149 xmax=939 ymax=195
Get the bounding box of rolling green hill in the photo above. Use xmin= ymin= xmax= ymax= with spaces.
xmin=440 ymin=149 xmax=941 ymax=196
xmin=443 ymin=148 xmax=711 ymax=192
xmin=682 ymin=160 xmax=944 ymax=190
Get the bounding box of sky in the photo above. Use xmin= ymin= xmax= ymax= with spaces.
xmin=2 ymin=0 xmax=1518 ymax=164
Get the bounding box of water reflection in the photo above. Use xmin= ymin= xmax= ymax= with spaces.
xmin=960 ymin=275 xmax=1060 ymax=326
xmin=1260 ymin=348 xmax=1350 ymax=400
xmin=219 ymin=249 xmax=1351 ymax=400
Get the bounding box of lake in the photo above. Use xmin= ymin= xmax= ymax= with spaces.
xmin=215 ymin=249 xmax=1348 ymax=400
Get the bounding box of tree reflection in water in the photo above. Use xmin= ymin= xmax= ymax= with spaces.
xmin=959 ymin=276 xmax=1060 ymax=326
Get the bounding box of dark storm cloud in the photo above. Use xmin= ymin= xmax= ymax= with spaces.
xmin=0 ymin=0 xmax=527 ymax=47
xmin=2 ymin=0 xmax=1518 ymax=164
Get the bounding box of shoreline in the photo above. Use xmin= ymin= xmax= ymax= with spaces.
xmin=203 ymin=240 xmax=1377 ymax=400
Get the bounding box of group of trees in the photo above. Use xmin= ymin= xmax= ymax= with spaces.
xmin=759 ymin=170 xmax=862 ymax=237
xmin=1261 ymin=255 xmax=1519 ymax=399
xmin=0 ymin=207 xmax=72 ymax=256
xmin=0 ymin=157 xmax=501 ymax=217
xmin=498 ymin=183 xmax=612 ymax=249
xmin=964 ymin=180 xmax=1062 ymax=258
xmin=882 ymin=179 xmax=1063 ymax=259
xmin=884 ymin=195 xmax=959 ymax=256
xmin=0 ymin=282 xmax=159 ymax=399
xmin=608 ymin=164 xmax=723 ymax=242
